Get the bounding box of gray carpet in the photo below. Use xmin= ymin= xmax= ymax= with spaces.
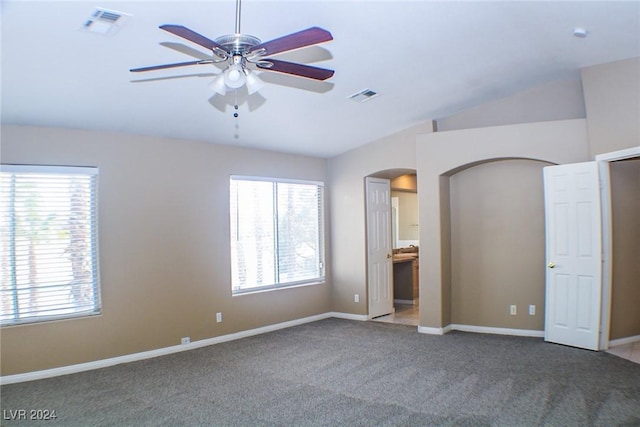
xmin=2 ymin=318 xmax=640 ymax=426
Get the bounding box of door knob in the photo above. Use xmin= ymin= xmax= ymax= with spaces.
xmin=547 ymin=262 xmax=555 ymax=268
xmin=387 ymin=254 xmax=392 ymax=259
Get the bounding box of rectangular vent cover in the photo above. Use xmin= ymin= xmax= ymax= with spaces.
xmin=94 ymin=10 xmax=122 ymax=23
xmin=348 ymin=89 xmax=379 ymax=103
xmin=83 ymin=8 xmax=131 ymax=35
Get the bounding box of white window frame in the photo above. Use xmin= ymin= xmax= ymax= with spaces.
xmin=0 ymin=164 xmax=101 ymax=326
xmin=229 ymin=175 xmax=325 ymax=295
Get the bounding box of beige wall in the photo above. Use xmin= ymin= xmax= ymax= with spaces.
xmin=582 ymin=57 xmax=640 ymax=157
xmin=437 ymin=78 xmax=586 ymax=132
xmin=0 ymin=125 xmax=331 ymax=376
xmin=609 ymin=158 xmax=640 ymax=340
xmin=450 ymin=159 xmax=551 ymax=330
xmin=416 ymin=120 xmax=590 ymax=329
xmin=328 ymin=121 xmax=433 ymax=315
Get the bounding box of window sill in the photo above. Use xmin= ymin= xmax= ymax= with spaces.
xmin=232 ymin=279 xmax=326 ymax=297
xmin=1 ymin=311 xmax=102 ymax=328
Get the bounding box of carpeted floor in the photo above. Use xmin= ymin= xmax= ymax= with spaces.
xmin=2 ymin=318 xmax=640 ymax=426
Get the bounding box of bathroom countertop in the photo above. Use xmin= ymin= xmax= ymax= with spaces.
xmin=392 ymin=253 xmax=418 ymax=263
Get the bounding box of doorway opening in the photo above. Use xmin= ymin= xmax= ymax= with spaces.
xmin=544 ymin=147 xmax=640 ymax=351
xmin=597 ymin=147 xmax=640 ymax=356
xmin=366 ymin=169 xmax=420 ymax=326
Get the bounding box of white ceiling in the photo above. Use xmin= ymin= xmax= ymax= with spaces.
xmin=2 ymin=1 xmax=639 ymax=158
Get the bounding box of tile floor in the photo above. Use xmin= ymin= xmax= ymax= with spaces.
xmin=372 ymin=303 xmax=419 ymax=326
xmin=606 ymin=340 xmax=640 ymax=364
xmin=373 ymin=304 xmax=640 ymax=365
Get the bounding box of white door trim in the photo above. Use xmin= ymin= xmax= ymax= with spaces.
xmin=595 ymin=146 xmax=640 ymax=162
xmin=595 ymin=146 xmax=640 ymax=350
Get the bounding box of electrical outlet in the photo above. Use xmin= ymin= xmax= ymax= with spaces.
xmin=216 ymin=312 xmax=223 ymax=323
xmin=181 ymin=337 xmax=190 ymax=345
xmin=510 ymin=305 xmax=517 ymax=315
xmin=354 ymin=294 xmax=359 ymax=303
xmin=529 ymin=305 xmax=536 ymax=315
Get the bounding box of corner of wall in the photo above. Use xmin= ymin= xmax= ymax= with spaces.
xmin=581 ymin=57 xmax=640 ymax=157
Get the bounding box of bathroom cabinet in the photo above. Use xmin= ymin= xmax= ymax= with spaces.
xmin=393 ymin=256 xmax=419 ymax=305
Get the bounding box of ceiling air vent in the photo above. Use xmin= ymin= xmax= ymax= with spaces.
xmin=83 ymin=8 xmax=131 ymax=36
xmin=348 ymin=89 xmax=379 ymax=103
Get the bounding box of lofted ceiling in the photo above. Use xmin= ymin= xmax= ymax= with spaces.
xmin=2 ymin=1 xmax=639 ymax=158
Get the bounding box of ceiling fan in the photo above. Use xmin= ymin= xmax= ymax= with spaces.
xmin=130 ymin=0 xmax=334 ymax=96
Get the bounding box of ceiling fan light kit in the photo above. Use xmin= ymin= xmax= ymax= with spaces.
xmin=130 ymin=0 xmax=334 ymax=101
xmin=244 ymin=70 xmax=265 ymax=95
xmin=224 ymin=60 xmax=246 ymax=89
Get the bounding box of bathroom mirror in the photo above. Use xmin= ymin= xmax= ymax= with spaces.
xmin=391 ymin=190 xmax=419 ymax=249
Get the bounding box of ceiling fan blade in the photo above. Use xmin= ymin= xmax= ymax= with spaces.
xmin=256 ymin=59 xmax=334 ymax=81
xmin=130 ymin=60 xmax=212 ymax=73
xmin=160 ymin=25 xmax=227 ymax=53
xmin=248 ymin=27 xmax=333 ymax=57
xmin=131 ymin=73 xmax=216 ymax=83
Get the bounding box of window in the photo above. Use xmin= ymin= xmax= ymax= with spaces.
xmin=230 ymin=176 xmax=325 ymax=294
xmin=0 ymin=165 xmax=101 ymax=326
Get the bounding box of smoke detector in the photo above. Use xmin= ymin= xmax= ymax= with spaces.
xmin=573 ymin=28 xmax=588 ymax=38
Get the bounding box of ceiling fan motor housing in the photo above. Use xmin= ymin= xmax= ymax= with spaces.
xmin=214 ymin=34 xmax=262 ymax=56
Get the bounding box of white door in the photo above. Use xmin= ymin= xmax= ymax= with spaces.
xmin=366 ymin=177 xmax=394 ymax=318
xmin=543 ymin=162 xmax=602 ymax=350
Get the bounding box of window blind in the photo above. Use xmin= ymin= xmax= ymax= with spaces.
xmin=230 ymin=176 xmax=325 ymax=294
xmin=0 ymin=165 xmax=101 ymax=326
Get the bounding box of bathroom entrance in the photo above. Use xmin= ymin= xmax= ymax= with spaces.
xmin=367 ymin=169 xmax=420 ymax=326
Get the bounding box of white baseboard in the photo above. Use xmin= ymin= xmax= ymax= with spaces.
xmin=450 ymin=324 xmax=544 ymax=337
xmin=328 ymin=312 xmax=369 ymax=321
xmin=418 ymin=323 xmax=542 ymax=338
xmin=417 ymin=325 xmax=450 ymax=335
xmin=609 ymin=334 xmax=640 ymax=347
xmin=2 ymin=312 xmax=365 ymax=385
